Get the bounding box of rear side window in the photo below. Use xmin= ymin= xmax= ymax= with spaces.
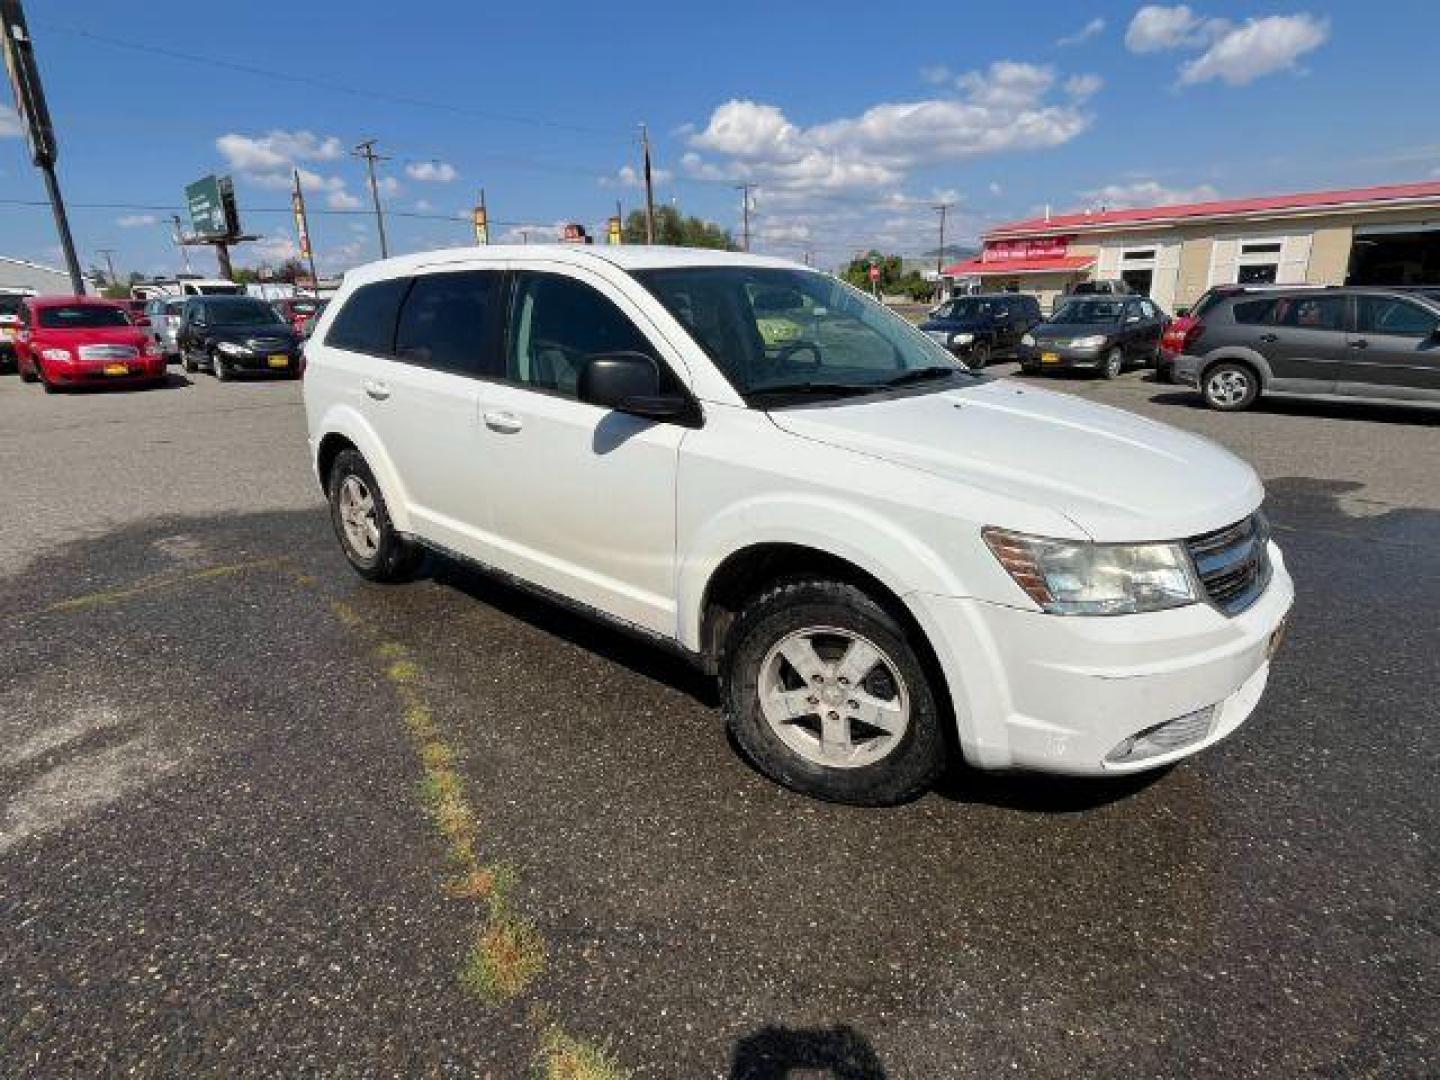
xmin=1274 ymin=295 xmax=1346 ymax=331
xmin=326 ymin=278 xmax=410 ymax=355
xmin=394 ymin=270 xmax=503 ymax=375
xmin=1356 ymin=295 xmax=1438 ymax=337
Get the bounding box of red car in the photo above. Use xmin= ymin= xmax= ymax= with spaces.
xmin=16 ymin=296 xmax=167 ymax=391
xmin=276 ymin=296 xmax=328 ymax=336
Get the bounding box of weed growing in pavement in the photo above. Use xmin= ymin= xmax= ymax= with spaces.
xmin=460 ymin=915 xmax=548 ymax=1004
xmin=535 ymin=1017 xmax=631 ymax=1080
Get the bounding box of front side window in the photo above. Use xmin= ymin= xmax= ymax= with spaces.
xmin=637 ymin=266 xmax=960 ymax=402
xmin=1273 ymin=295 xmax=1346 ymax=331
xmin=37 ymin=304 xmax=131 ymax=329
xmin=395 ymin=270 xmax=502 ymax=375
xmin=1356 ymin=295 xmax=1438 ymax=338
xmin=937 ymin=298 xmax=994 ymax=321
xmin=326 ymin=278 xmax=411 ymax=355
xmin=506 ymin=272 xmax=656 ymax=398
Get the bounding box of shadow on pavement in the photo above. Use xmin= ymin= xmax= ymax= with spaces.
xmin=1145 ymin=388 xmax=1440 ymax=425
xmin=730 ymin=1024 xmax=886 ymax=1079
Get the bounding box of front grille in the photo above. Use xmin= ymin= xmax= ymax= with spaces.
xmin=78 ymin=344 xmax=139 ymax=360
xmin=247 ymin=337 xmax=290 ymax=352
xmin=1186 ymin=512 xmax=1272 ymax=616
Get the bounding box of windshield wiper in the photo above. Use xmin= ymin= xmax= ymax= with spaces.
xmin=881 ymin=365 xmax=964 ymax=388
xmin=746 ymin=381 xmax=880 ymax=400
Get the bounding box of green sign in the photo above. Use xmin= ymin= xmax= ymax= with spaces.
xmin=186 ymin=174 xmax=227 ymax=237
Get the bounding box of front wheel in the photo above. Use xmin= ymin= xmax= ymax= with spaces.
xmin=18 ymin=360 xmax=37 ymax=383
xmin=1202 ymin=361 xmax=1259 ymax=411
xmin=966 ymin=341 xmax=991 ymax=370
xmin=211 ymin=351 xmax=230 ymax=381
xmin=326 ymin=447 xmax=420 ymax=582
xmin=181 ymin=350 xmax=198 ymax=374
xmin=1100 ymin=347 xmax=1124 ymax=380
xmin=722 ymin=579 xmax=946 ymax=806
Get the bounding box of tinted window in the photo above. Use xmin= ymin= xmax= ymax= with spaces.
xmin=37 ymin=304 xmax=131 ymax=329
xmin=1231 ymin=298 xmax=1277 ymax=325
xmin=326 ymin=278 xmax=410 ymax=354
xmin=394 ymin=270 xmax=502 ymax=375
xmin=1356 ymin=295 xmax=1438 ymax=337
xmin=937 ymin=298 xmax=995 ymax=320
xmin=1139 ymin=300 xmax=1159 ymax=319
xmin=507 ymin=272 xmax=654 ymax=397
xmin=1273 ymin=295 xmax=1346 ymax=331
xmin=202 ymin=297 xmax=284 ymax=325
xmin=1053 ymin=299 xmax=1124 ymax=324
xmin=0 ymin=294 xmax=25 ymax=316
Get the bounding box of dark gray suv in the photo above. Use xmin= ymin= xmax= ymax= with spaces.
xmin=1173 ymin=287 xmax=1440 ymax=411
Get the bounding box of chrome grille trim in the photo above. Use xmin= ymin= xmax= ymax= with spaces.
xmin=78 ymin=344 xmax=139 ymax=360
xmin=1186 ymin=512 xmax=1272 ymax=616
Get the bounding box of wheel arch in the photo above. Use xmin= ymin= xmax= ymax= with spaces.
xmin=311 ymin=407 xmax=414 ymax=534
xmin=1199 ymin=348 xmax=1272 ymax=387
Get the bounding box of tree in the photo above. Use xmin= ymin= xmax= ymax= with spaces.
xmin=622 ymin=203 xmax=735 ymax=249
xmin=841 ymin=252 xmax=935 ymax=301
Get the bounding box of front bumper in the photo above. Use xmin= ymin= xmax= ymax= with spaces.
xmin=1019 ymin=343 xmax=1105 ymax=369
xmin=40 ymin=356 xmax=167 ymax=385
xmin=910 ymin=543 xmax=1294 ymax=775
xmin=217 ymin=348 xmax=302 ymax=373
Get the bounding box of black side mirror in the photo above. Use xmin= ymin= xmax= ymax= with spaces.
xmin=578 ymin=352 xmax=696 ymax=424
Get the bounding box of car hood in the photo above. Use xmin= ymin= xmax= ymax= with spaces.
xmin=207 ymin=323 xmax=296 ymax=341
xmin=767 ymin=378 xmax=1263 ymax=542
xmin=37 ymin=327 xmax=149 ymax=348
xmin=918 ymin=318 xmax=984 ymax=333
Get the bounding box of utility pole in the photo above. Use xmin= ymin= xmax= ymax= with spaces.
xmin=2 ymin=0 xmax=84 ymax=293
xmin=352 ymin=138 xmax=390 ymax=259
xmin=96 ymin=247 xmax=118 ymax=287
xmin=933 ymin=202 xmax=953 ymax=278
xmin=736 ymin=183 xmax=752 ymax=252
xmin=640 ymin=123 xmax=656 ymax=245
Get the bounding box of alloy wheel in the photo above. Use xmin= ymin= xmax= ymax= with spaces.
xmin=337 ymin=475 xmax=381 ymax=559
xmin=1206 ymin=368 xmax=1251 ymax=408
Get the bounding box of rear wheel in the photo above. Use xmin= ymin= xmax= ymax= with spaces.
xmin=722 ymin=579 xmax=945 ymax=806
xmin=181 ymin=350 xmax=198 ymax=374
xmin=326 ymin=447 xmax=420 ymax=582
xmin=1202 ymin=361 xmax=1259 ymax=411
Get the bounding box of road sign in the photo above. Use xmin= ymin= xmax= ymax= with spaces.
xmin=868 ymin=264 xmax=881 ymax=281
xmin=473 ymin=204 xmax=488 ymax=245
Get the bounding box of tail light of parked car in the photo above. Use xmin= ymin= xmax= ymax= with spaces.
xmin=1162 ymin=315 xmax=1203 ymax=355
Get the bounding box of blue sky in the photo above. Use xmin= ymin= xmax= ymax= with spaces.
xmin=3 ymin=0 xmax=1438 ymax=279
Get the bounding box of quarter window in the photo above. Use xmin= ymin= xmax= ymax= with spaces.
xmin=1356 ymin=295 xmax=1438 ymax=338
xmin=326 ymin=278 xmax=410 ymax=355
xmin=506 ymin=272 xmax=656 ymax=398
xmin=394 ymin=270 xmax=502 ymax=375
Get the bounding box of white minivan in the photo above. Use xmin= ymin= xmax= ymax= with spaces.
xmin=303 ymin=246 xmax=1293 ymax=805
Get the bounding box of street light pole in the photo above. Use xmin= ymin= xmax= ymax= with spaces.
xmin=933 ymin=202 xmax=952 ymax=278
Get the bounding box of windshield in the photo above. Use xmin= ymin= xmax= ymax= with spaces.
xmin=636 ymin=266 xmax=963 ymax=401
xmin=0 ymin=295 xmax=26 ymax=316
xmin=935 ymin=298 xmax=995 ymax=321
xmin=203 ymin=298 xmax=283 ymax=325
xmin=196 ymin=283 xmax=245 ymax=295
xmin=1052 ymin=299 xmax=1124 ymax=324
xmin=37 ymin=304 xmax=131 ymax=329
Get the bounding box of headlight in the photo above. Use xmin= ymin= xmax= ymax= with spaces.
xmin=1070 ymin=335 xmax=1107 ymax=349
xmin=216 ymin=341 xmax=247 ymax=356
xmin=983 ymin=527 xmax=1200 ymax=615
xmin=39 ymin=347 xmax=71 ymax=362
xmin=952 ymin=332 xmax=975 ymax=345
xmin=1021 ymin=333 xmax=1035 ymax=347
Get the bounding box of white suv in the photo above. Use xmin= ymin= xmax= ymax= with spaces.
xmin=303 ymin=246 xmax=1293 ymax=805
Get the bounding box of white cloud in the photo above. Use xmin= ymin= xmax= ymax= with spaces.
xmin=117 ymin=214 xmax=157 ymax=228
xmin=919 ymin=64 xmax=953 ymax=85
xmin=600 ymin=163 xmax=675 ymax=188
xmin=682 ymin=62 xmax=1093 ymax=198
xmin=251 ymin=236 xmax=298 ymax=262
xmin=405 ymin=160 xmax=458 ymax=183
xmin=1057 ymin=17 xmax=1106 ymax=47
xmin=376 ymin=175 xmax=401 ymax=197
xmin=1080 ymin=179 xmax=1220 ymax=209
xmin=1126 ymin=6 xmax=1218 ymax=52
xmin=215 ymin=129 xmax=343 ymax=173
xmin=414 ymin=198 xmax=435 ymax=212
xmin=328 ymin=190 xmax=362 ymax=210
xmin=988 ymin=181 xmax=1004 ymax=196
xmin=0 ymin=106 xmax=22 ymax=138
xmin=498 ymin=221 xmax=566 ymax=244
xmin=1180 ymin=14 xmax=1328 ymax=86
xmin=1065 ymin=73 xmax=1104 ymax=100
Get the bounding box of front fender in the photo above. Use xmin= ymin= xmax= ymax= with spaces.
xmin=675 ymin=492 xmax=968 ymax=653
xmin=313 ymin=403 xmax=414 ymax=535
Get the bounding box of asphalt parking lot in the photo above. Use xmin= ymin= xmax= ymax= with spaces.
xmin=2 ymin=364 xmax=1437 ymax=1077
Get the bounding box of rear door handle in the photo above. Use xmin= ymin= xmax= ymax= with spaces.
xmin=1348 ymin=339 xmax=1369 ymax=349
xmin=483 ymin=410 xmax=523 ymax=434
xmin=1258 ymin=333 xmax=1279 ymax=343
xmin=363 ymin=379 xmax=391 ymax=400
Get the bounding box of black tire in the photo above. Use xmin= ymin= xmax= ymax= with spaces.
xmin=1201 ymin=360 xmax=1260 ymax=412
xmin=181 ymin=350 xmax=197 ymax=374
xmin=721 ymin=578 xmax=946 ymax=806
xmin=211 ymin=351 xmax=230 ymax=381
xmin=1099 ymin=347 xmax=1124 ymax=380
xmin=18 ymin=362 xmax=37 ymax=384
xmin=326 ymin=447 xmax=420 ymax=582
xmin=966 ymin=341 xmax=991 ymax=370
xmin=1018 ymin=362 xmax=1039 ymax=375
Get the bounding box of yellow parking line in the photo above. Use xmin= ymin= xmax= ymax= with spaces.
xmin=38 ymin=557 xmax=286 ymax=614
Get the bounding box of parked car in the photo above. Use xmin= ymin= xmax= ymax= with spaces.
xmin=176 ymin=295 xmax=303 ymax=380
xmin=144 ymin=297 xmax=185 ymax=360
xmin=121 ymin=297 xmax=150 ymax=328
xmin=304 ymin=246 xmax=1292 ymax=806
xmin=16 ymin=296 xmax=166 ymax=391
xmin=0 ymin=288 xmax=35 ymax=371
xmin=1067 ymin=279 xmax=1135 ymax=297
xmin=1159 ymin=284 xmax=1324 ymax=382
xmin=916 ymin=292 xmax=1042 ymax=368
xmin=1019 ymin=296 xmax=1167 ymax=378
xmin=1173 ymin=286 xmax=1440 ymax=411
xmin=277 ymin=296 xmax=329 ymax=337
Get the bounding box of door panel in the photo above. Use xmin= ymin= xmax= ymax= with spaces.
xmin=1253 ymin=294 xmax=1349 ymax=384
xmin=1344 ymin=295 xmax=1440 ymax=396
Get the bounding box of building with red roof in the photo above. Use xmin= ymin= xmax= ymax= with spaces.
xmin=945 ymin=180 xmax=1440 ymax=313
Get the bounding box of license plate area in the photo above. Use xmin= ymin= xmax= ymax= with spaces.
xmin=103 ymin=363 xmax=130 ymax=376
xmin=1041 ymin=351 xmax=1061 ymax=364
xmin=267 ymin=354 xmax=289 ymax=368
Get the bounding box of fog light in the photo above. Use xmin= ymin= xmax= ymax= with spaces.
xmin=1105 ymin=705 xmax=1216 ymax=764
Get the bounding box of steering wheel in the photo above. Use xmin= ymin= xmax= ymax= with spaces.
xmin=771 ymin=340 xmax=823 ymax=371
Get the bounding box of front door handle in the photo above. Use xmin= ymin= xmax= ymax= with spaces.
xmin=1258 ymin=333 xmax=1279 ymax=343
xmin=363 ymin=379 xmax=391 ymax=400
xmin=1348 ymin=338 xmax=1369 ymax=349
xmin=483 ymin=410 xmax=523 ymax=434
